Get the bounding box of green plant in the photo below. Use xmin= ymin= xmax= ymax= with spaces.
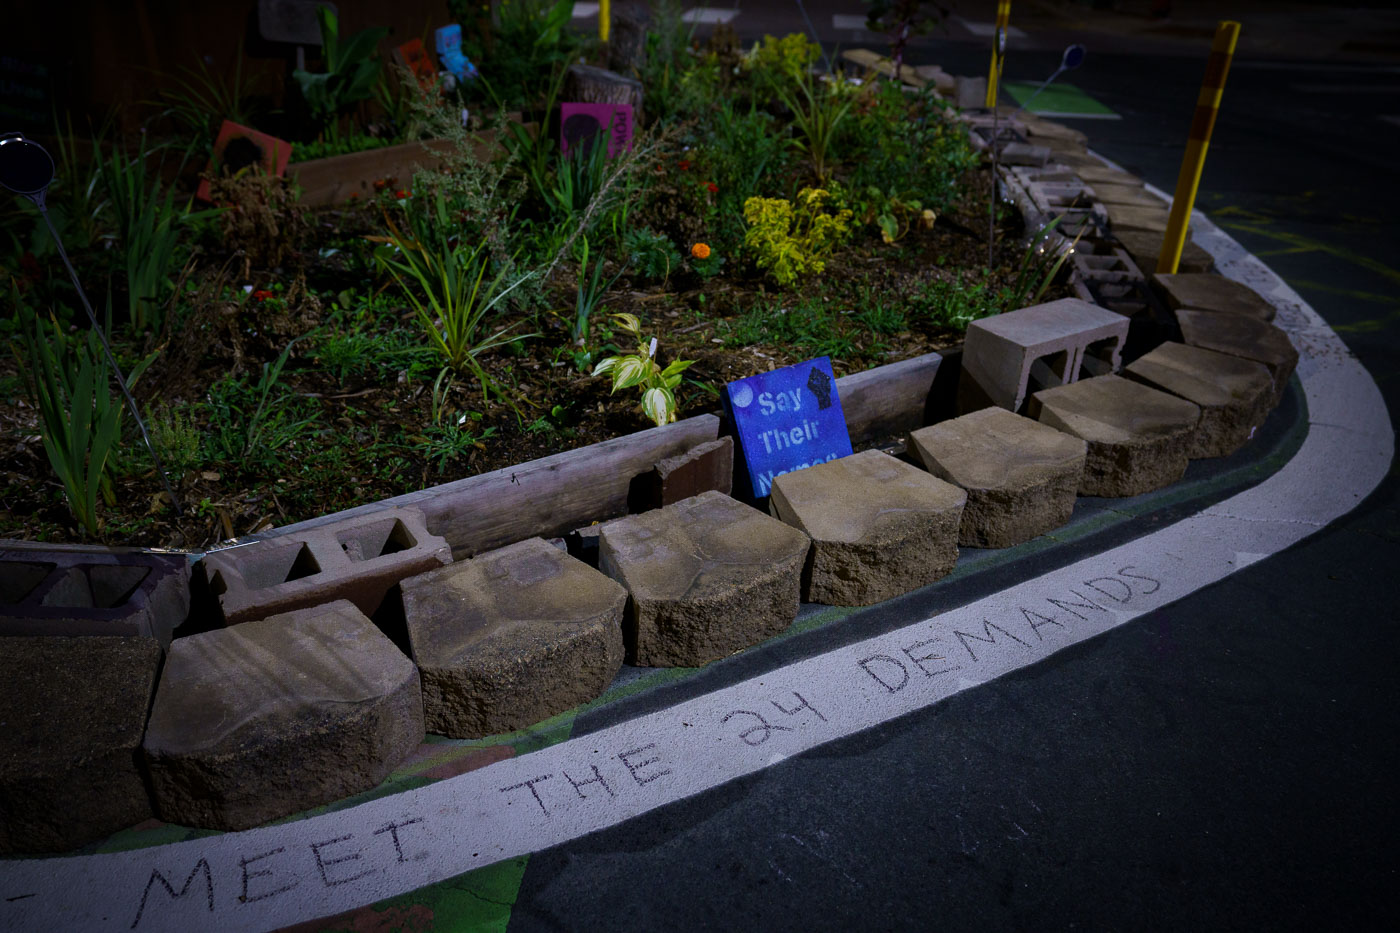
xmin=592 ymin=313 xmax=694 ymax=427
xmin=777 ymin=71 xmax=856 ymax=183
xmin=465 ymin=0 xmax=579 ymax=110
xmin=862 ymin=1 xmax=948 ymax=81
xmin=97 ymin=138 xmax=210 ymax=332
xmin=13 ymin=304 xmax=156 ymax=536
xmin=145 ymin=403 xmax=202 ymax=477
xmin=743 ymin=188 xmax=854 ymax=287
xmin=417 ymin=419 xmax=497 ymax=473
xmin=149 ymin=41 xmax=263 ymax=147
xmin=622 ymin=228 xmax=681 ymax=283
xmin=547 ymin=130 xmax=614 ymax=224
xmin=572 ymin=236 xmax=626 ymax=346
xmin=1008 ymin=215 xmax=1084 ymax=308
xmin=744 ymin=33 xmax=822 ymax=102
xmin=292 ymin=7 xmax=389 ymax=138
xmin=205 ymin=337 xmax=317 ymax=471
xmin=372 ymin=200 xmax=536 ymax=399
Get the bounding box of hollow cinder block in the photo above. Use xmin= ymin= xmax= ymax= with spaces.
xmin=0 ymin=545 xmax=190 ymax=648
xmin=958 ymin=297 xmax=1130 ymax=415
xmin=198 ymin=507 xmax=451 ymax=626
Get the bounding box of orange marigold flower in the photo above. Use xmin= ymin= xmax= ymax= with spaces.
xmin=691 ymin=243 xmax=711 ymax=260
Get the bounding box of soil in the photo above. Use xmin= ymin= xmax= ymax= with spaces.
xmin=0 ymin=162 xmax=1067 ymax=551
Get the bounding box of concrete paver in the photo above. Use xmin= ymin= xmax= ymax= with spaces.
xmin=1125 ymin=342 xmax=1274 ymax=458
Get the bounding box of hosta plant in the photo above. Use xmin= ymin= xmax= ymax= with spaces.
xmin=592 ymin=313 xmax=694 ymax=427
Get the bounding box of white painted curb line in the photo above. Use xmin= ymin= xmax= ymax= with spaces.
xmin=1 ymin=214 xmax=1390 ymax=933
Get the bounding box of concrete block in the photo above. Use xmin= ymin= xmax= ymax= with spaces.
xmin=1089 ymin=183 xmax=1164 ymax=209
xmin=770 ymin=450 xmax=966 ymax=606
xmin=1175 ymin=309 xmax=1298 ymax=405
xmin=953 ymin=75 xmax=988 ymax=110
xmin=143 ymin=600 xmax=422 ymax=830
xmin=402 ymin=538 xmax=626 ymax=739
xmin=910 ymin=408 xmax=1086 ymax=548
xmin=1124 ymin=342 xmax=1275 ymax=458
xmin=1029 ymin=375 xmax=1202 ymax=498
xmin=1075 ymin=164 xmax=1144 ymax=189
xmin=959 ymin=297 xmax=1130 ymax=415
xmin=0 ymin=635 xmax=160 ymax=854
xmin=998 ymin=141 xmax=1053 ymax=167
xmin=0 ymin=545 xmax=189 ymax=648
xmin=628 ymin=437 xmax=734 ymax=512
xmin=1106 ymin=202 xmax=1178 ymax=235
xmin=1155 ymin=272 xmax=1276 ymax=322
xmin=599 ymin=491 xmax=809 ymax=667
xmin=199 ymin=506 xmax=451 ymax=626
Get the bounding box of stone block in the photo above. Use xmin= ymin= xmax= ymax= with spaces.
xmin=1106 ymin=202 xmax=1186 ymax=236
xmin=0 ymin=635 xmax=160 ymax=854
xmin=998 ymin=141 xmax=1053 ymax=167
xmin=1074 ymin=164 xmax=1143 ymax=189
xmin=1089 ymin=183 xmax=1164 ymax=209
xmin=954 ymin=74 xmax=988 ymax=110
xmin=910 ymin=408 xmax=1086 ymax=548
xmin=1114 ymin=229 xmax=1214 ymax=275
xmin=402 ymin=538 xmax=627 ymax=739
xmin=598 ymin=491 xmax=809 ymax=667
xmin=959 ymin=297 xmax=1129 ymax=415
xmin=1155 ymin=272 xmax=1276 ymax=322
xmin=0 ymin=545 xmax=189 ymax=648
xmin=628 ymin=437 xmax=734 ymax=512
xmin=199 ymin=506 xmax=451 ymax=626
xmin=142 ymin=600 xmax=422 ymax=830
xmin=1175 ymin=309 xmax=1298 ymax=405
xmin=769 ymin=450 xmax=965 ymax=606
xmin=1124 ymin=342 xmax=1274 ymax=458
xmin=1028 ymin=375 xmax=1201 ymax=497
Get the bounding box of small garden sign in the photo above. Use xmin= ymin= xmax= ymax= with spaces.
xmin=726 ymin=357 xmax=853 ymax=498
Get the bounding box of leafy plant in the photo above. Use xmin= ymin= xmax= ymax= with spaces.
xmin=205 ymin=337 xmax=316 ymax=471
xmin=149 ymin=41 xmax=263 ymax=147
xmin=547 ymin=130 xmax=614 ymax=224
xmin=622 ymin=228 xmax=681 ymax=284
xmin=592 ymin=313 xmax=694 ymax=427
xmin=145 ymin=403 xmax=203 ymax=477
xmin=862 ymin=1 xmax=949 ymax=81
xmin=464 ymin=0 xmax=579 ymax=110
xmin=292 ymin=7 xmax=389 ymax=138
xmin=743 ymin=188 xmax=853 ymax=287
xmin=777 ymin=71 xmax=856 ymax=184
xmin=744 ymin=33 xmax=822 ymax=102
xmin=416 ymin=418 xmax=496 ymax=473
xmin=13 ymin=303 xmax=156 ymax=536
xmin=1008 ymin=215 xmax=1085 ymax=308
xmin=572 ymin=236 xmax=626 ymax=346
xmin=371 ymin=198 xmax=536 ymax=399
xmin=97 ymin=139 xmax=207 ymax=332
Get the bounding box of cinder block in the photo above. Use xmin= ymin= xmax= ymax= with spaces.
xmin=198 ymin=507 xmax=451 ymax=626
xmin=959 ymin=297 xmax=1130 ymax=415
xmin=0 ymin=545 xmax=189 ymax=648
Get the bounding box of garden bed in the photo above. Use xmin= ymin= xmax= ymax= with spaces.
xmin=0 ymin=28 xmax=1067 ymax=553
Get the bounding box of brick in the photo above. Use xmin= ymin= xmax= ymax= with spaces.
xmin=142 ymin=600 xmax=422 ymax=830
xmin=1124 ymin=342 xmax=1274 ymax=458
xmin=1175 ymin=309 xmax=1298 ymax=405
xmin=0 ymin=635 xmax=160 ymax=853
xmin=402 ymin=537 xmax=626 ymax=738
xmin=910 ymin=408 xmax=1086 ymax=548
xmin=628 ymin=437 xmax=734 ymax=512
xmin=1155 ymin=272 xmax=1276 ymax=322
xmin=0 ymin=545 xmax=189 ymax=648
xmin=599 ymin=491 xmax=809 ymax=667
xmin=770 ymin=450 xmax=965 ymax=605
xmin=959 ymin=297 xmax=1129 ymax=415
xmin=198 ymin=506 xmax=451 ymax=626
xmin=1029 ymin=375 xmax=1201 ymax=497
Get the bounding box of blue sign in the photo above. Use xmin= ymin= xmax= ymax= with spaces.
xmin=726 ymin=357 xmax=854 ymax=498
xmin=434 ymin=24 xmax=478 ymax=82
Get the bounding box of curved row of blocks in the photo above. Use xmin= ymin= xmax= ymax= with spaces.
xmin=0 ymin=121 xmax=1303 ymax=851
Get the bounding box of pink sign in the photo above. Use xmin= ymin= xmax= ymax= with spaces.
xmin=559 ymin=103 xmax=634 ymax=158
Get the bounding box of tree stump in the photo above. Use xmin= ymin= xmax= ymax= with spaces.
xmin=564 ymin=64 xmax=644 ymax=119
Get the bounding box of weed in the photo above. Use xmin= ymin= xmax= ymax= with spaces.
xmin=144 ymin=403 xmax=203 ymax=477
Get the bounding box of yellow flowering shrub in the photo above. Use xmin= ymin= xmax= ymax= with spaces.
xmin=742 ymin=188 xmax=853 ymax=287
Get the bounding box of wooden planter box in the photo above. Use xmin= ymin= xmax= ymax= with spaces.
xmin=289 ymin=127 xmax=515 ymax=207
xmin=244 ymin=350 xmax=950 ymax=559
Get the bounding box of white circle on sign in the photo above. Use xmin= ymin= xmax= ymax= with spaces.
xmin=731 ymin=384 xmax=754 ymax=408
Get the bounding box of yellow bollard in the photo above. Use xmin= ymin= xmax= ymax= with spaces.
xmin=600 ymin=0 xmax=611 ymax=43
xmin=985 ymin=0 xmax=1012 ymax=108
xmin=1158 ymin=21 xmax=1240 ymax=274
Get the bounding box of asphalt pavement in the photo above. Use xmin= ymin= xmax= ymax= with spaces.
xmin=500 ymin=11 xmax=1400 ymax=933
